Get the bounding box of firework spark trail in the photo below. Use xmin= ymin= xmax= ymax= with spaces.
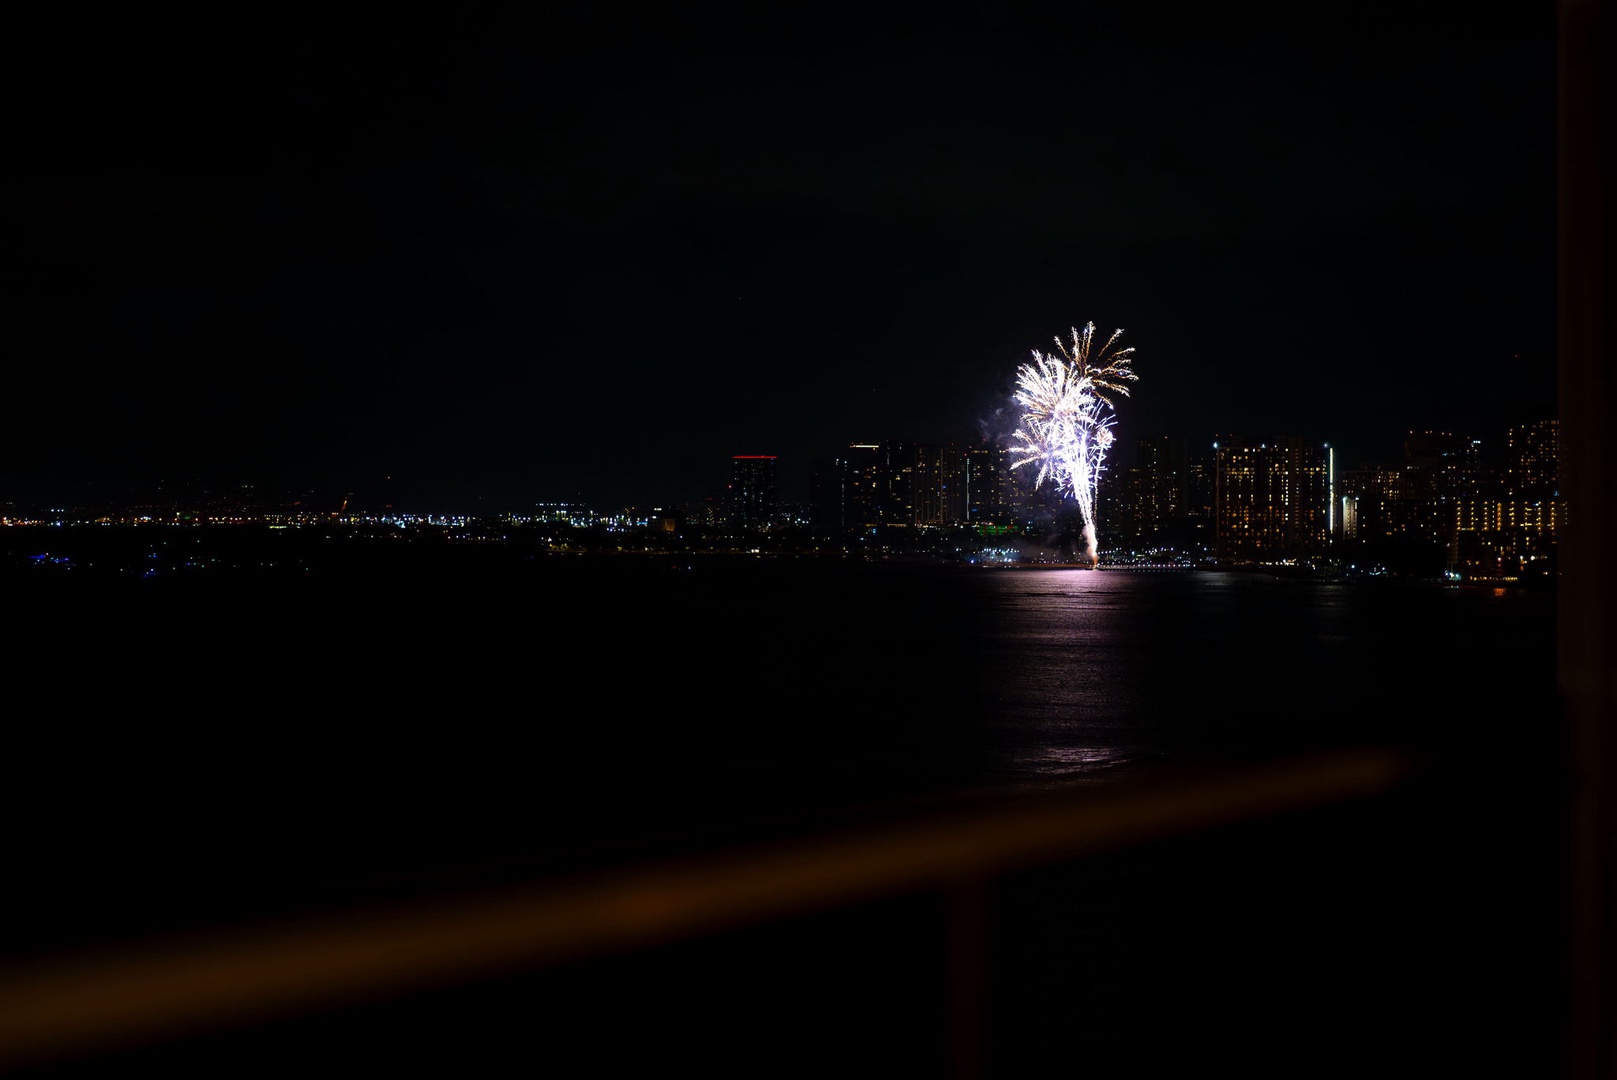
xmin=1009 ymin=323 xmax=1135 ymax=566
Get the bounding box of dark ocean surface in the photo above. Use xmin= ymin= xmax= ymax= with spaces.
xmin=3 ymin=542 xmax=1567 ymax=1076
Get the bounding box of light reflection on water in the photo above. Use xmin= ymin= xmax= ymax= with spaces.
xmin=8 ymin=558 xmax=1559 ymax=844
xmin=0 ymin=557 xmax=1561 ymax=935
xmin=956 ymin=567 xmax=1553 ymax=786
xmin=1005 ymin=743 xmax=1137 ymax=786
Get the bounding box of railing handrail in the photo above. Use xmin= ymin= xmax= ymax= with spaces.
xmin=0 ymin=746 xmax=1413 ymax=1072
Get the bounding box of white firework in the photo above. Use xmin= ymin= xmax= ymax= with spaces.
xmin=1009 ymin=323 xmax=1135 ymax=565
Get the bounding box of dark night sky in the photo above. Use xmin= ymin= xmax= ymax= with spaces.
xmin=2 ymin=3 xmax=1557 ymax=512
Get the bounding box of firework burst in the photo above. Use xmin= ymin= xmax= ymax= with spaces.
xmin=1052 ymin=322 xmax=1137 ymax=407
xmin=1009 ymin=323 xmax=1136 ymax=566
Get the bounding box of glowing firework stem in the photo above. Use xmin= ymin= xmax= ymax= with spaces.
xmin=1009 ymin=323 xmax=1135 ymax=565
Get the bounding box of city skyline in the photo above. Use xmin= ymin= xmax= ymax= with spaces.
xmin=3 ymin=415 xmax=1561 ymax=589
xmin=3 ymin=411 xmax=1559 ymax=523
xmin=4 ymin=4 xmax=1555 ymax=513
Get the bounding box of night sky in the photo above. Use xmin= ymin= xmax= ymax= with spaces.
xmin=3 ymin=3 xmax=1557 ymax=513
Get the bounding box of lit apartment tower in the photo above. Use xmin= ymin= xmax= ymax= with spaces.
xmin=808 ymin=456 xmax=843 ymax=538
xmin=841 ymin=444 xmax=883 ymax=535
xmin=729 ymin=455 xmax=778 ymax=531
xmin=1506 ymin=419 xmax=1559 ymax=494
xmin=881 ymin=441 xmax=919 ymax=533
xmin=1440 ymin=420 xmax=1559 ymax=580
xmin=1397 ymin=431 xmax=1487 ymax=563
xmin=1213 ymin=436 xmax=1333 ymax=562
xmin=1104 ymin=459 xmax=1138 ymax=547
xmin=911 ymin=444 xmax=943 ymax=526
xmin=1182 ymin=453 xmax=1215 ymax=551
xmin=964 ymin=442 xmax=1011 ymax=525
xmin=1337 ymin=465 xmax=1402 ymax=543
xmin=1501 ymin=418 xmax=1562 ymax=562
xmin=1005 ymin=454 xmax=1047 ymax=522
xmin=849 ymin=440 xmax=965 ymax=531
xmin=1503 ymin=495 xmax=1562 ymax=537
xmin=1118 ymin=436 xmax=1187 ymax=547
xmin=826 ymin=441 xmax=984 ymax=535
xmin=910 ymin=443 xmax=968 ymax=526
xmin=1398 ymin=431 xmax=1485 ymax=516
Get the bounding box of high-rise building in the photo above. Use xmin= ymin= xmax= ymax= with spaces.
xmin=729 ymin=455 xmax=778 ymax=531
xmin=808 ymin=456 xmax=843 ymax=538
xmin=822 ymin=441 xmax=981 ymax=539
xmin=1395 ymin=431 xmax=1491 ymax=566
xmin=1498 ymin=418 xmax=1562 ymax=572
xmin=880 ymin=441 xmax=919 ymax=533
xmin=1213 ymin=436 xmax=1333 ymax=562
xmin=840 ymin=444 xmax=884 ymax=536
xmin=1506 ymin=419 xmax=1559 ymax=495
xmin=1182 ymin=453 xmax=1215 ymax=552
xmin=1337 ymin=465 xmax=1402 ymax=543
xmin=1435 ymin=419 xmax=1559 ymax=581
xmin=1114 ymin=436 xmax=1188 ymax=548
xmin=910 ymin=443 xmax=968 ymax=526
xmin=963 ymin=442 xmax=1012 ymax=525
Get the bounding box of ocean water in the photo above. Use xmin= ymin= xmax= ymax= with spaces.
xmin=6 ymin=553 xmax=1557 ymax=923
xmin=3 ymin=550 xmax=1566 ymax=1077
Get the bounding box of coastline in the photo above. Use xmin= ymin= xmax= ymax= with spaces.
xmin=0 ymin=521 xmax=1556 ymax=593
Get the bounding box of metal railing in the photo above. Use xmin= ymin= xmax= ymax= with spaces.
xmin=0 ymin=747 xmax=1414 ymax=1074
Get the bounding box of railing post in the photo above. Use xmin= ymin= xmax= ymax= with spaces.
xmin=947 ymin=878 xmax=988 ymax=1080
xmin=1558 ymin=0 xmax=1615 ymax=1075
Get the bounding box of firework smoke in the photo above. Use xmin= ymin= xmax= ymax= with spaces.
xmin=1009 ymin=323 xmax=1136 ymax=566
